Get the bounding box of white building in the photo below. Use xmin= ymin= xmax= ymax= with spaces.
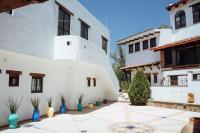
xmin=117 ymin=0 xmax=200 ymax=104
xmin=0 ymin=0 xmax=119 ymax=126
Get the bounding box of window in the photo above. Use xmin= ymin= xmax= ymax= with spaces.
xmin=87 ymin=77 xmax=91 ymax=87
xmin=143 ymin=40 xmax=149 ymax=50
xmin=80 ymin=20 xmax=89 ymax=40
xmin=170 ymin=75 xmax=178 ymax=85
xmin=193 ymin=74 xmax=200 ymax=80
xmin=30 ymin=73 xmax=45 ymax=93
xmin=135 ymin=42 xmax=140 ymax=52
xmin=93 ymin=78 xmax=96 ymax=87
xmin=192 ymin=2 xmax=200 ymax=24
xmin=58 ymin=6 xmax=70 ymax=36
xmin=102 ymin=36 xmax=108 ymax=54
xmin=128 ymin=44 xmax=133 ymax=53
xmin=6 ymin=70 xmax=22 ymax=87
xmin=175 ymin=10 xmax=186 ymax=29
xmin=150 ymin=38 xmax=157 ymax=48
xmin=153 ymin=73 xmax=158 ymax=84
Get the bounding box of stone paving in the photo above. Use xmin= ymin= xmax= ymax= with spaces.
xmin=1 ymin=102 xmax=200 ymax=133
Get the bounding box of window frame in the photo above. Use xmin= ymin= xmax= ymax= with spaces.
xmin=87 ymin=77 xmax=91 ymax=87
xmin=30 ymin=73 xmax=45 ymax=93
xmin=57 ymin=6 xmax=71 ymax=36
xmin=143 ymin=40 xmax=149 ymax=50
xmin=193 ymin=73 xmax=200 ymax=81
xmin=192 ymin=2 xmax=200 ymax=24
xmin=175 ymin=10 xmax=186 ymax=29
xmin=150 ymin=37 xmax=157 ymax=48
xmin=128 ymin=44 xmax=133 ymax=54
xmin=102 ymin=36 xmax=108 ymax=54
xmin=135 ymin=42 xmax=140 ymax=52
xmin=6 ymin=70 xmax=22 ymax=87
xmin=153 ymin=73 xmax=158 ymax=84
xmin=93 ymin=78 xmax=96 ymax=87
xmin=80 ymin=19 xmax=90 ymax=40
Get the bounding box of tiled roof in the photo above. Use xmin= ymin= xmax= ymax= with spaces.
xmin=151 ymin=36 xmax=200 ymax=51
xmin=117 ymin=30 xmax=160 ymax=45
xmin=121 ymin=61 xmax=160 ymax=70
xmin=167 ymin=0 xmax=190 ymax=11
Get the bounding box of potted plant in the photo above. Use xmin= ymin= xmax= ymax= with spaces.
xmin=31 ymin=97 xmax=40 ymax=122
xmin=187 ymin=93 xmax=194 ymax=103
xmin=96 ymin=101 xmax=101 ymax=106
xmin=88 ymin=103 xmax=94 ymax=109
xmin=47 ymin=97 xmax=54 ymax=118
xmin=5 ymin=97 xmax=22 ymax=129
xmin=60 ymin=95 xmax=67 ymax=114
xmin=77 ymin=94 xmax=83 ymax=112
xmin=103 ymin=99 xmax=108 ymax=104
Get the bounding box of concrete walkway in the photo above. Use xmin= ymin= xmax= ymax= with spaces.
xmin=1 ymin=102 xmax=200 ymax=133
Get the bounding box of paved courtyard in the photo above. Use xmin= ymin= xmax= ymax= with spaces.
xmin=1 ymin=102 xmax=200 ymax=133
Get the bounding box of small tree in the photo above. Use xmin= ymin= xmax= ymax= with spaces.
xmin=128 ymin=70 xmax=150 ymax=105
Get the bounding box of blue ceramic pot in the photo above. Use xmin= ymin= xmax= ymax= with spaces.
xmin=32 ymin=110 xmax=40 ymax=122
xmin=7 ymin=113 xmax=19 ymax=129
xmin=77 ymin=103 xmax=83 ymax=112
xmin=60 ymin=104 xmax=67 ymax=114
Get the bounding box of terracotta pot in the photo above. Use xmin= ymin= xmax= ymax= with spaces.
xmin=187 ymin=93 xmax=194 ymax=103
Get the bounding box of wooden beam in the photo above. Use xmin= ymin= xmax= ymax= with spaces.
xmin=160 ymin=50 xmax=165 ymax=68
xmin=0 ymin=0 xmax=48 ymax=13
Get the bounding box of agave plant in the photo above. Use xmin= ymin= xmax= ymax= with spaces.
xmin=31 ymin=97 xmax=40 ymax=111
xmin=78 ymin=94 xmax=84 ymax=104
xmin=60 ymin=95 xmax=65 ymax=105
xmin=47 ymin=97 xmax=52 ymax=107
xmin=5 ymin=97 xmax=22 ymax=114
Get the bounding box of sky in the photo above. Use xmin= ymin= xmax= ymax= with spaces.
xmin=78 ymin=0 xmax=178 ymax=53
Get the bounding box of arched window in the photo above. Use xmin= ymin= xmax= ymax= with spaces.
xmin=175 ymin=10 xmax=186 ymax=29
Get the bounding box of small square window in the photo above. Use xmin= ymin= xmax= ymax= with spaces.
xmin=9 ymin=75 xmax=19 ymax=87
xmin=193 ymin=74 xmax=200 ymax=80
xmin=6 ymin=70 xmax=22 ymax=87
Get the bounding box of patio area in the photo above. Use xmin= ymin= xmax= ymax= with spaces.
xmin=1 ymin=102 xmax=200 ymax=133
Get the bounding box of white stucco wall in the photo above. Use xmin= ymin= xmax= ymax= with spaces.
xmin=123 ymin=29 xmax=172 ymax=66
xmin=151 ymin=68 xmax=200 ymax=104
xmin=0 ymin=0 xmax=110 ymax=59
xmin=168 ymin=0 xmax=200 ymax=42
xmin=0 ymin=49 xmax=118 ymax=126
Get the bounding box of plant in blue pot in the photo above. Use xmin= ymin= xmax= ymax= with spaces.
xmin=5 ymin=97 xmax=22 ymax=129
xmin=77 ymin=94 xmax=83 ymax=112
xmin=31 ymin=97 xmax=40 ymax=122
xmin=60 ymin=95 xmax=67 ymax=114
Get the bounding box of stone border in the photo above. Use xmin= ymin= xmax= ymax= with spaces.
xmin=147 ymin=100 xmax=200 ymax=112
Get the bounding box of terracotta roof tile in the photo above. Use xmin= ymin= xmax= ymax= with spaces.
xmin=167 ymin=0 xmax=189 ymax=11
xmin=151 ymin=36 xmax=200 ymax=51
xmin=121 ymin=61 xmax=160 ymax=70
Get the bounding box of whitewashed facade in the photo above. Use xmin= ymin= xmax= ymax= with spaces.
xmin=117 ymin=0 xmax=200 ymax=104
xmin=0 ymin=0 xmax=119 ymax=126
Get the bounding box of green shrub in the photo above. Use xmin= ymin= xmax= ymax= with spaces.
xmin=120 ymin=81 xmax=131 ymax=93
xmin=128 ymin=70 xmax=150 ymax=105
